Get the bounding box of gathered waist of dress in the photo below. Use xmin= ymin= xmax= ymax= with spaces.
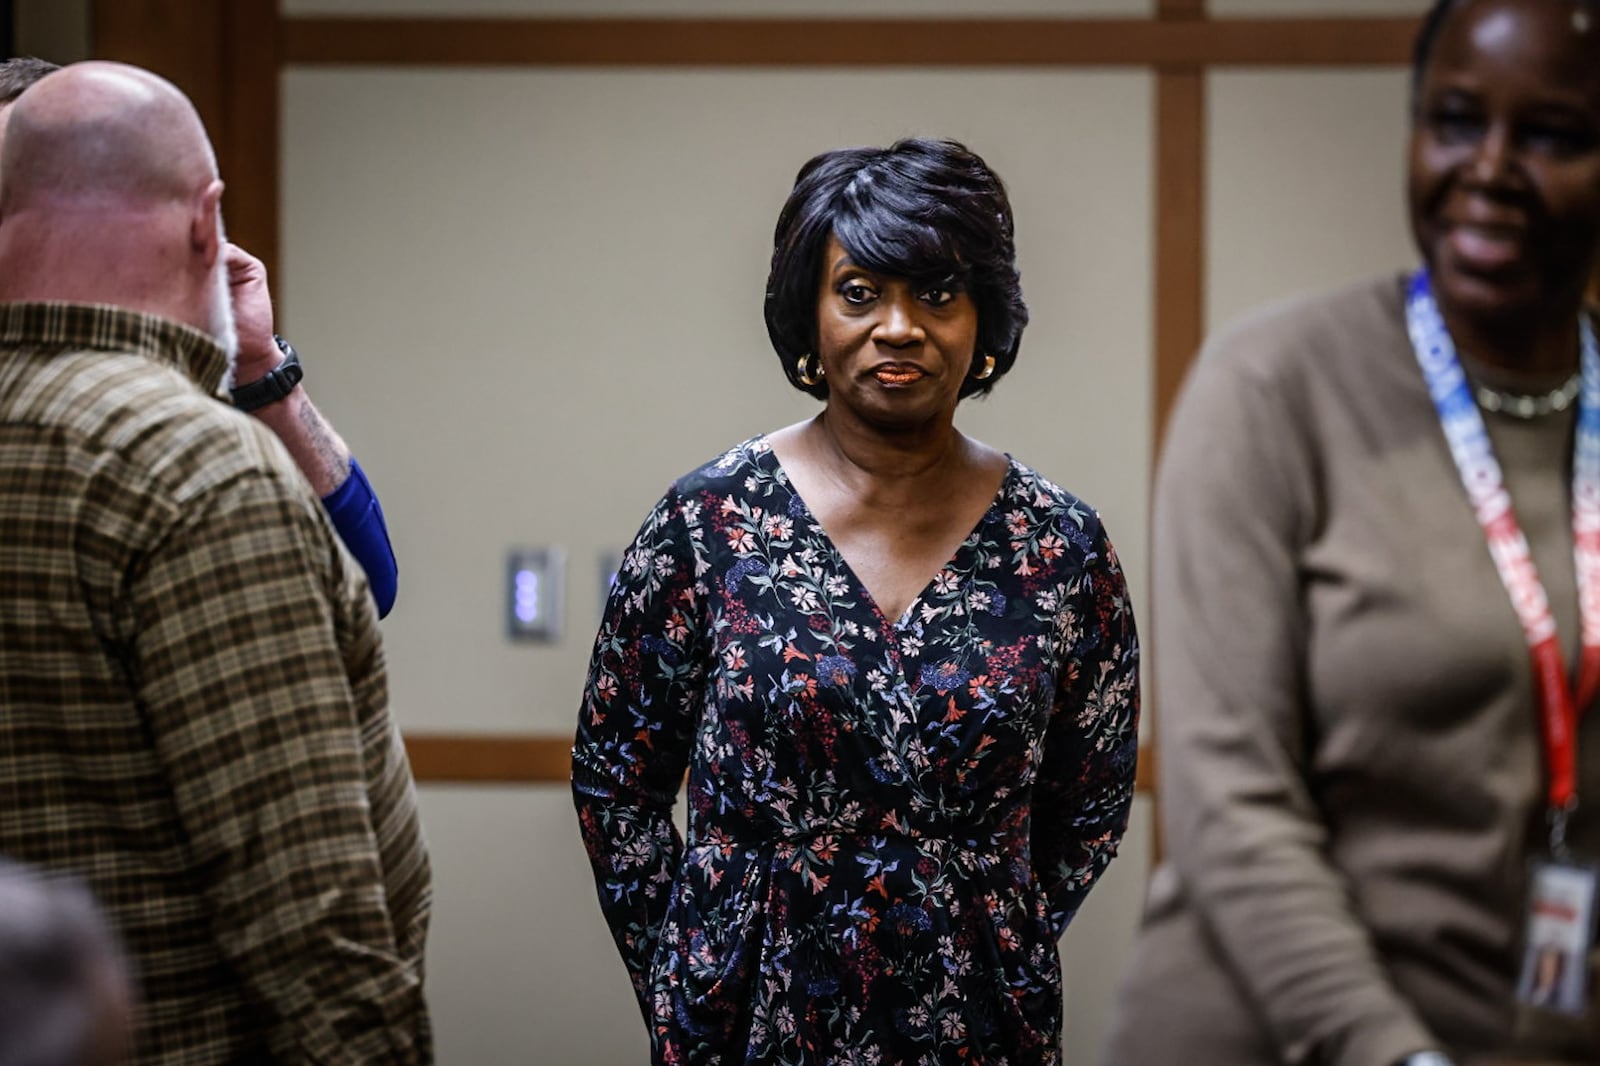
xmin=686 ymin=818 xmax=1027 ymax=859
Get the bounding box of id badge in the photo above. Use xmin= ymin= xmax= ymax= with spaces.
xmin=1516 ymin=858 xmax=1599 ymax=1016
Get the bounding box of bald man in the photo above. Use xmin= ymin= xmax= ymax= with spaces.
xmin=0 ymin=62 xmax=431 ymax=1065
xmin=0 ymin=57 xmax=399 ymax=618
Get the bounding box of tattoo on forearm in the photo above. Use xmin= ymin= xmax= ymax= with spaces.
xmin=297 ymin=398 xmax=350 ymax=489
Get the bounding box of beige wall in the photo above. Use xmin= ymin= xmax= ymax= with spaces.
xmin=1207 ymin=68 xmax=1416 ymax=330
xmin=283 ymin=64 xmax=1154 ymax=1063
xmin=0 ymin=0 xmax=1425 ymax=1062
xmin=269 ymin=7 xmax=1424 ymax=1066
xmin=281 ymin=67 xmax=1154 ymax=735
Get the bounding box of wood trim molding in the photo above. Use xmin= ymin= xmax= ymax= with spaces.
xmin=283 ymin=16 xmax=1419 ymax=68
xmin=405 ymin=734 xmax=575 ymax=785
xmin=405 ymin=734 xmax=1156 ymax=793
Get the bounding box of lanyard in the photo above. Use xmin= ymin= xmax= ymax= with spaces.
xmin=1406 ymin=271 xmax=1600 ymax=850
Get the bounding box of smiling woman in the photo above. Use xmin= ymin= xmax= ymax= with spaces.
xmin=1104 ymin=2 xmax=1600 ymax=1065
xmin=571 ymin=138 xmax=1141 ymax=1066
xmin=1408 ymin=0 xmax=1600 ymax=370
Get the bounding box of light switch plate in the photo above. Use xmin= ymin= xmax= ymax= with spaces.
xmin=506 ymin=547 xmax=564 ymax=642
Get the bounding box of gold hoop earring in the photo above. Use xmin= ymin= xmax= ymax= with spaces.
xmin=797 ymin=353 xmax=824 ymax=387
xmin=972 ymin=355 xmax=996 ymax=381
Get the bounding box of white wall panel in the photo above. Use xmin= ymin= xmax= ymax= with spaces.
xmin=284 ymin=62 xmax=1154 ymax=1066
xmin=1206 ymin=68 xmax=1415 ymax=334
xmin=286 ymin=0 xmax=1153 ymax=17
xmin=416 ymin=786 xmax=648 ymax=1064
xmin=282 ymin=66 xmax=1153 ymax=737
xmin=1060 ymin=795 xmax=1153 ymax=1062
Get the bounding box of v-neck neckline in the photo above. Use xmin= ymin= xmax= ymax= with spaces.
xmin=756 ymin=436 xmax=1016 ymax=631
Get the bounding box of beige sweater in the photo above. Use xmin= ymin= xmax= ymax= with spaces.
xmin=1104 ymin=276 xmax=1599 ymax=1066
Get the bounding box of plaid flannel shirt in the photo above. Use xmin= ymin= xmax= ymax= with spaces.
xmin=0 ymin=303 xmax=432 ymax=1064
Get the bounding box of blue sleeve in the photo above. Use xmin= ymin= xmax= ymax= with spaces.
xmin=320 ymin=457 xmax=398 ymax=618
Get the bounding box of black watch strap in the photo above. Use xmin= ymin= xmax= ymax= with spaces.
xmin=231 ymin=335 xmax=304 ymax=412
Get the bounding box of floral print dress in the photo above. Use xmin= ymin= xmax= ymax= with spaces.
xmin=572 ymin=437 xmax=1140 ymax=1066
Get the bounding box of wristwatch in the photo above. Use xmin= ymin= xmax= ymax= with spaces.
xmin=230 ymin=335 xmax=304 ymax=412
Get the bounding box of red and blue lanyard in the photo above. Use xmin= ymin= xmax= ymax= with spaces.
xmin=1406 ymin=270 xmax=1600 ymax=851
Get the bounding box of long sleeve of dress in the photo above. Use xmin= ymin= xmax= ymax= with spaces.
xmin=572 ymin=487 xmax=709 ymax=1017
xmin=1032 ymin=519 xmax=1141 ymax=935
xmin=1155 ymin=350 xmax=1436 ymax=1066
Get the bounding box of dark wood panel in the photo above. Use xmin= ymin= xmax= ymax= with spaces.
xmin=1146 ymin=0 xmax=1208 ymax=861
xmin=404 ymin=733 xmax=1154 ymax=792
xmin=219 ymin=0 xmax=280 ymax=287
xmin=92 ymin=0 xmax=223 ymax=124
xmin=284 ymin=16 xmax=1419 ymax=68
xmin=1153 ymin=67 xmax=1206 ymax=450
xmin=91 ymin=0 xmax=279 ymax=283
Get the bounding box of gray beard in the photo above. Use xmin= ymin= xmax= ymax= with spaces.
xmin=206 ymin=252 xmax=239 ymax=388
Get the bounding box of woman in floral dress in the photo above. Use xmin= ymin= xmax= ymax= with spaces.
xmin=572 ymin=137 xmax=1140 ymax=1066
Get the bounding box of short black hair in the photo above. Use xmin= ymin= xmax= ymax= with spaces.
xmin=764 ymin=137 xmax=1029 ymax=401
xmin=0 ymin=57 xmax=61 ymax=107
xmin=1412 ymin=0 xmax=1600 ymax=100
xmin=1412 ymin=0 xmax=1461 ymax=99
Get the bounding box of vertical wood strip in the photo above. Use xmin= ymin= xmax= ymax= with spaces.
xmin=219 ymin=0 xmax=281 ymax=289
xmin=90 ymin=0 xmax=281 ymax=314
xmin=1153 ymin=69 xmax=1206 ymax=447
xmin=1146 ymin=69 xmax=1207 ymax=856
xmin=1149 ymin=0 xmax=1210 ymax=864
xmin=91 ymin=0 xmax=223 ymax=131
